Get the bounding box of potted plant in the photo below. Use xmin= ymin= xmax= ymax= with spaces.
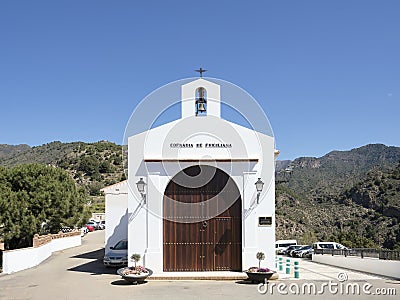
xmin=256 ymin=252 xmax=265 ymax=268
xmin=117 ymin=253 xmax=152 ymax=284
xmin=245 ymin=251 xmax=276 ymax=283
xmin=131 ymin=253 xmax=141 ymax=267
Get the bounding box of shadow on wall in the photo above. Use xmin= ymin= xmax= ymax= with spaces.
xmin=106 ymin=209 xmax=128 ymax=252
xmin=68 ymin=209 xmax=129 ymax=275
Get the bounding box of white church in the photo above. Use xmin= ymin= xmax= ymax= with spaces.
xmin=103 ymin=76 xmax=278 ymax=273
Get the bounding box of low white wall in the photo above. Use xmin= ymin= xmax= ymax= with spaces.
xmin=313 ymin=254 xmax=400 ymax=279
xmin=2 ymin=234 xmax=81 ymax=274
xmin=51 ymin=235 xmax=81 ymax=253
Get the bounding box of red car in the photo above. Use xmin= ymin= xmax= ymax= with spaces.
xmin=85 ymin=222 xmax=95 ymax=232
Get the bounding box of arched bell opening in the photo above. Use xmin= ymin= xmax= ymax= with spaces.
xmin=195 ymin=87 xmax=207 ymax=116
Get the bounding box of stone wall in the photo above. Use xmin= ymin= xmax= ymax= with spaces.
xmin=32 ymin=231 xmax=80 ymax=248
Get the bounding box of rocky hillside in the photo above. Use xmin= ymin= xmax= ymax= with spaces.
xmin=279 ymin=144 xmax=400 ymax=197
xmin=0 ymin=144 xmax=30 ymax=160
xmin=0 ymin=141 xmax=125 ymax=196
xmin=276 ymin=144 xmax=400 ymax=249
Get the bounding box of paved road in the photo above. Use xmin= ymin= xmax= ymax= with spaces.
xmin=0 ymin=231 xmax=398 ymax=300
xmin=276 ymin=256 xmax=384 ymax=281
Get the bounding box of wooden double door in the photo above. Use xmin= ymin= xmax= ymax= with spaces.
xmin=163 ymin=166 xmax=242 ymax=272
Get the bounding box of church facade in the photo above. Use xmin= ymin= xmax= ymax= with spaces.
xmin=104 ymin=77 xmax=278 ymax=273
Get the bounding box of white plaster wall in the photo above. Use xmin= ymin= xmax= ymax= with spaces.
xmin=127 ymin=132 xmax=148 ymax=268
xmin=313 ymin=254 xmax=400 ymax=279
xmin=255 ymin=137 xmax=276 ymax=270
xmin=140 ymin=116 xmax=271 ymax=161
xmin=51 ymin=235 xmax=81 ymax=252
xmin=103 ymin=181 xmax=128 ymax=252
xmin=3 ymin=246 xmax=46 ymax=274
xmin=241 ymin=167 xmax=276 ymax=270
xmin=3 ymin=235 xmax=81 ymax=274
xmin=127 ymin=191 xmax=147 ymax=267
xmin=141 ymin=172 xmax=164 ymax=269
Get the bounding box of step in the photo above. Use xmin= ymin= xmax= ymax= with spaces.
xmin=148 ymin=271 xmax=248 ymax=281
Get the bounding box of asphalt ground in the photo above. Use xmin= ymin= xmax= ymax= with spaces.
xmin=0 ymin=230 xmax=398 ymax=300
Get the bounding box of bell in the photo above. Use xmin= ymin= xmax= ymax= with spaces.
xmin=195 ymin=87 xmax=207 ymax=116
xmin=197 ymin=101 xmax=206 ymax=113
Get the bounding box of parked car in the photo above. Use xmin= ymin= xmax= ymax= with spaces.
xmin=292 ymin=245 xmax=312 ymax=257
xmin=97 ymin=220 xmax=105 ymax=230
xmin=103 ymin=239 xmax=128 ymax=267
xmin=80 ymin=226 xmax=88 ymax=236
xmin=284 ymin=245 xmax=304 ymax=256
xmin=277 ymin=246 xmax=290 ymax=255
xmin=85 ymin=222 xmax=96 ymax=232
xmin=312 ymin=242 xmax=347 ymax=250
xmin=89 ymin=220 xmax=101 ymax=230
xmin=95 ymin=221 xmax=101 ymax=230
xmin=275 ymin=239 xmax=297 ymax=254
xmin=303 ymin=248 xmax=313 ymax=259
xmin=282 ymin=245 xmax=301 ymax=255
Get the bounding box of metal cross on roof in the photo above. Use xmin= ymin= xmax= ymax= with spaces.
xmin=195 ymin=67 xmax=207 ymax=78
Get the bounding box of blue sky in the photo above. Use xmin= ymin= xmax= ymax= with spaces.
xmin=0 ymin=0 xmax=399 ymax=160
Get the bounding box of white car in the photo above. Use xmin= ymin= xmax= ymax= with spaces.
xmin=103 ymin=240 xmax=128 ymax=267
xmin=99 ymin=220 xmax=105 ymax=230
xmin=312 ymin=242 xmax=347 ymax=250
xmin=292 ymin=245 xmax=312 ymax=257
xmin=275 ymin=240 xmax=297 ymax=254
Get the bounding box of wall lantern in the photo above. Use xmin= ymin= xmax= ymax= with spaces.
xmin=136 ymin=177 xmax=146 ymax=203
xmin=255 ymin=178 xmax=264 ymax=204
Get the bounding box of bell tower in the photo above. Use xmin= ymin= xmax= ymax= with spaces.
xmin=181 ymin=78 xmax=221 ymax=119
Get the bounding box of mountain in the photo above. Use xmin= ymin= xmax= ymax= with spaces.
xmin=275 ymin=160 xmax=291 ymax=172
xmin=277 ymin=144 xmax=400 ymax=198
xmin=275 ymin=144 xmax=400 ymax=249
xmin=0 ymin=141 xmax=125 ymax=196
xmin=0 ymin=141 xmax=81 ymax=167
xmin=0 ymin=144 xmax=30 ymax=160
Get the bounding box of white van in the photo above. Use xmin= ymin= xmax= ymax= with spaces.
xmin=275 ymin=239 xmax=297 ymax=254
xmin=312 ymin=242 xmax=347 ymax=250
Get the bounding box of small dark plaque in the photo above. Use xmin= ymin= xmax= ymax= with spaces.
xmin=258 ymin=216 xmax=272 ymax=226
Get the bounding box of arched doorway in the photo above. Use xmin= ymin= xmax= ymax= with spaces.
xmin=163 ymin=165 xmax=242 ymax=271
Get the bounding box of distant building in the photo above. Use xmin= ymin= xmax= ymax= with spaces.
xmin=90 ymin=213 xmax=105 ymax=222
xmin=104 ymin=77 xmax=278 ymax=273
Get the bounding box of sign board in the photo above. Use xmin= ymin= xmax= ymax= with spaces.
xmin=258 ymin=216 xmax=272 ymax=226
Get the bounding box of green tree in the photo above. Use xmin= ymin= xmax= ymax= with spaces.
xmin=0 ymin=164 xmax=88 ymax=249
xmin=99 ymin=161 xmax=111 ymax=173
xmin=77 ymin=156 xmax=99 ymax=176
xmin=88 ymin=181 xmax=104 ymax=196
xmin=131 ymin=253 xmax=141 ymax=267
